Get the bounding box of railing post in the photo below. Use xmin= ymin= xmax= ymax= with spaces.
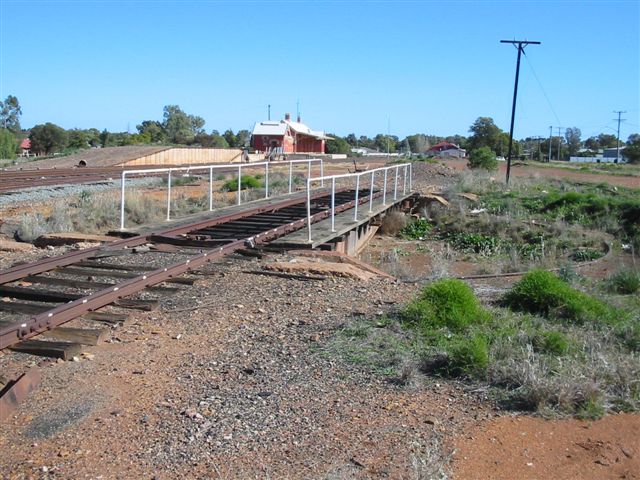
xmin=166 ymin=169 xmax=172 ymax=221
xmin=288 ymin=161 xmax=293 ymax=194
xmin=209 ymin=166 xmax=213 ymax=211
xmin=393 ymin=165 xmax=399 ymax=200
xmin=383 ymin=168 xmax=388 ymax=205
xmin=369 ymin=170 xmax=375 ymax=212
xmin=120 ymin=171 xmax=126 ymax=230
xmin=320 ymin=159 xmax=324 ymax=187
xmin=409 ymin=162 xmax=413 ymax=191
xmin=237 ymin=164 xmax=242 ymax=205
xmin=265 ymin=162 xmax=269 ymax=198
xmin=306 ymin=178 xmax=312 ymax=243
xmin=353 ymin=174 xmax=360 ymax=221
xmin=403 ymin=165 xmax=408 ymax=195
xmin=331 ymin=177 xmax=336 ymax=232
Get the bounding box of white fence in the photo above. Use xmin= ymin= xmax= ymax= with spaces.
xmin=305 ymin=163 xmax=412 ymax=242
xmin=119 ymin=159 xmax=324 ymax=230
xmin=569 ymin=156 xmax=627 ymax=164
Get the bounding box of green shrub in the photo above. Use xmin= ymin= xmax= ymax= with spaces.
xmin=502 ymin=269 xmax=619 ymax=325
xmin=440 ymin=333 xmax=489 ymax=376
xmin=468 ymin=147 xmax=498 ymax=171
xmin=445 ymin=232 xmax=503 ymax=255
xmin=606 ymin=268 xmax=640 ymax=295
xmin=534 ymin=331 xmax=570 ymax=355
xmin=403 ymin=279 xmax=492 ymax=333
xmin=569 ymin=248 xmax=604 ymax=262
xmin=222 ymin=175 xmax=262 ymax=191
xmin=576 ymin=397 xmax=605 ymax=420
xmin=399 ymin=218 xmax=432 ymax=240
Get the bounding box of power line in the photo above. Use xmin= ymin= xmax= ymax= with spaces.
xmin=500 ymin=39 xmax=541 ymax=184
xmin=522 ymin=50 xmax=562 ymax=127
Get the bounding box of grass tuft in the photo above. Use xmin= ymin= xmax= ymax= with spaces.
xmin=502 ymin=269 xmax=620 ymax=325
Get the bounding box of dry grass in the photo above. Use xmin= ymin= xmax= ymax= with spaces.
xmin=380 ymin=210 xmax=408 ymax=235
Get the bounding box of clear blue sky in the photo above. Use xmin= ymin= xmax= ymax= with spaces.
xmin=1 ymin=0 xmax=638 ymax=141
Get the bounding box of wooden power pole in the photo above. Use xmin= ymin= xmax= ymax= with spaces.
xmin=500 ymin=39 xmax=541 ymax=184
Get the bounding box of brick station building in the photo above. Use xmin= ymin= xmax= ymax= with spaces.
xmin=251 ymin=113 xmax=331 ymax=155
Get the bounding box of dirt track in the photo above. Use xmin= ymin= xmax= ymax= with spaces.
xmin=446 ymin=158 xmax=640 ymax=188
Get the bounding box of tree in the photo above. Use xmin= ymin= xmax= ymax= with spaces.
xmin=467 ymin=117 xmax=504 ymax=153
xmin=67 ymin=129 xmax=90 ymax=150
xmin=99 ymin=129 xmax=111 ymax=148
xmin=235 ymin=129 xmax=251 ymax=148
xmin=325 ymin=135 xmax=351 ymax=155
xmin=0 ymin=95 xmax=21 ymax=133
xmin=29 ymin=123 xmax=68 ymax=155
xmin=564 ymin=127 xmax=582 ymax=157
xmin=162 ymin=105 xmax=206 ymax=144
xmin=223 ymin=129 xmax=237 ymax=147
xmin=374 ymin=134 xmax=397 ymax=153
xmin=345 ymin=133 xmax=358 ymax=146
xmin=597 ymin=133 xmax=618 ymax=148
xmin=137 ymin=120 xmax=166 ymax=143
xmin=0 ymin=128 xmax=17 ymax=159
xmin=624 ymin=133 xmax=640 ymax=164
xmin=468 ymin=146 xmax=498 ymax=171
xmin=405 ymin=134 xmax=431 ymax=154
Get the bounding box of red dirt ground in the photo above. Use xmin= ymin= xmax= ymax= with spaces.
xmin=446 ymin=158 xmax=640 ymax=188
xmin=453 ymin=413 xmax=640 ymax=480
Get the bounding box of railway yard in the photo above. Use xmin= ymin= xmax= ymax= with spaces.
xmin=0 ymin=157 xmax=638 ymax=479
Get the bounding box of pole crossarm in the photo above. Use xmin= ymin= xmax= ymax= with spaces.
xmin=500 ymin=39 xmax=541 ymax=184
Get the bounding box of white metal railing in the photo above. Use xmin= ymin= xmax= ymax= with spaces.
xmin=305 ymin=163 xmax=412 ymax=242
xmin=119 ymin=158 xmax=324 ymax=230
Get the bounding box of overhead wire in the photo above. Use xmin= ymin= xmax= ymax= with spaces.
xmin=522 ymin=50 xmax=563 ymax=127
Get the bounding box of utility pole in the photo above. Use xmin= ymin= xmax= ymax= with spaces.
xmin=548 ymin=126 xmax=553 ymax=161
xmin=613 ymin=110 xmax=626 ymax=163
xmin=500 ymin=39 xmax=541 ymax=184
xmin=268 ymin=105 xmax=271 ymax=121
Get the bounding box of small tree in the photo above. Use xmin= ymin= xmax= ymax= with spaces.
xmin=468 ymin=146 xmax=498 ymax=171
xmin=624 ymin=133 xmax=640 ymax=164
xmin=0 ymin=128 xmax=17 ymax=159
xmin=29 ymin=123 xmax=68 ymax=155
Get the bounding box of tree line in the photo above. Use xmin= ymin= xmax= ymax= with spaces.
xmin=1 ymin=95 xmax=638 ymax=164
xmin=327 ymin=116 xmax=639 ymax=163
xmin=0 ymin=100 xmax=251 ymax=158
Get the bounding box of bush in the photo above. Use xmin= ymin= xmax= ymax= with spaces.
xmin=222 ymin=175 xmax=262 ymax=191
xmin=440 ymin=333 xmax=489 ymax=376
xmin=606 ymin=268 xmax=640 ymax=295
xmin=399 ymin=218 xmax=432 ymax=240
xmin=403 ymin=279 xmax=492 ymax=333
xmin=468 ymin=147 xmax=498 ymax=171
xmin=502 ymin=269 xmax=619 ymax=325
xmin=534 ymin=331 xmax=570 ymax=355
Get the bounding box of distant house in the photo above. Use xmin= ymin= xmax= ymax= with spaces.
xmin=251 ymin=113 xmax=331 ymax=155
xmin=19 ymin=138 xmax=31 ymax=157
xmin=426 ymin=141 xmax=466 ymax=158
xmin=569 ymin=146 xmax=628 ymax=164
xmin=351 ymin=146 xmax=380 ymax=156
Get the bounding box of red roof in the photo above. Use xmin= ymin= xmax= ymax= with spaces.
xmin=20 ymin=138 xmax=31 ymax=149
xmin=427 ymin=141 xmax=461 ymax=152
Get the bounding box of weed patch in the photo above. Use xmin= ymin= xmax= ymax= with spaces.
xmin=606 ymin=268 xmax=640 ymax=295
xmin=222 ymin=175 xmax=262 ymax=191
xmin=325 ymin=275 xmax=639 ymax=418
xmin=502 ymin=269 xmax=621 ymax=326
xmin=399 ymin=218 xmax=432 ymax=240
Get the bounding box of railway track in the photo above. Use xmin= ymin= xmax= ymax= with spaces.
xmin=1 ymin=187 xmax=384 ymax=416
